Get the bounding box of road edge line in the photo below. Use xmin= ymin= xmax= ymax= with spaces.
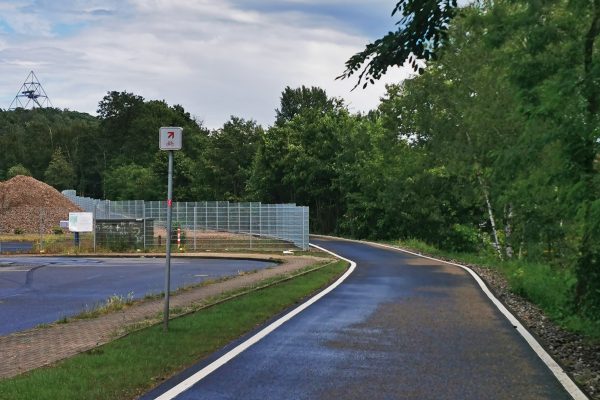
xmin=153 ymin=244 xmax=355 ymax=400
xmin=313 ymin=235 xmax=587 ymax=400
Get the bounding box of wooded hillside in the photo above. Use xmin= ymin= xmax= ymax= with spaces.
xmin=1 ymin=0 xmax=598 ymax=323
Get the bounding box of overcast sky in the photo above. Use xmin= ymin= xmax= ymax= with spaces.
xmin=0 ymin=0 xmax=413 ymax=129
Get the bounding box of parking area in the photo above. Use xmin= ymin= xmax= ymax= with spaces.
xmin=0 ymin=256 xmax=276 ymax=336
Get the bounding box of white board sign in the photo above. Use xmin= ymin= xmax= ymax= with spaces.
xmin=159 ymin=127 xmax=183 ymax=150
xmin=68 ymin=212 xmax=94 ymax=232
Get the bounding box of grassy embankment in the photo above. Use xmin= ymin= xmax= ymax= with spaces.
xmin=0 ymin=260 xmax=348 ymax=400
xmin=389 ymin=238 xmax=600 ymax=339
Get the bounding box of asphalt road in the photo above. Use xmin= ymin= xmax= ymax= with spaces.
xmin=0 ymin=256 xmax=275 ymax=336
xmin=143 ymin=237 xmax=572 ymax=400
xmin=0 ymin=241 xmax=34 ymax=253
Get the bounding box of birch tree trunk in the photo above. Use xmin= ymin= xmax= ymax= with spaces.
xmin=477 ymin=171 xmax=504 ymax=260
xmin=504 ymin=204 xmax=514 ymax=259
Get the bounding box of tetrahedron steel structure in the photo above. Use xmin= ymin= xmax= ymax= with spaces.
xmin=9 ymin=71 xmax=53 ymax=110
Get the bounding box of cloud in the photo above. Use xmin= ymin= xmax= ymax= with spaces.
xmin=0 ymin=0 xmax=412 ymax=128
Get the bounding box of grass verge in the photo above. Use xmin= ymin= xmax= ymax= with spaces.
xmin=388 ymin=238 xmax=600 ymax=339
xmin=0 ymin=260 xmax=348 ymax=400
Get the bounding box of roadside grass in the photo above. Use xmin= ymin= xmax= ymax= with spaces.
xmin=75 ymin=292 xmax=136 ymax=319
xmin=0 ymin=260 xmax=348 ymax=400
xmin=0 ymin=232 xmax=326 ymax=257
xmin=0 ymin=233 xmax=67 ymax=242
xmin=389 ymin=238 xmax=600 ymax=339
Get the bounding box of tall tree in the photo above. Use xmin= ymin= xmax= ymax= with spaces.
xmin=44 ymin=148 xmax=76 ymax=191
xmin=340 ymin=0 xmax=600 ymax=315
xmin=250 ymin=86 xmax=349 ymax=232
xmin=338 ymin=0 xmax=458 ymax=87
xmin=275 ymin=86 xmax=339 ymax=126
xmin=204 ymin=117 xmax=263 ymax=200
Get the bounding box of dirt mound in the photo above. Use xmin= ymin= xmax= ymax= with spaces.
xmin=0 ymin=175 xmax=82 ymax=234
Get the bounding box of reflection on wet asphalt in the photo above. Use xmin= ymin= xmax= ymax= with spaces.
xmin=142 ymin=238 xmax=572 ymax=400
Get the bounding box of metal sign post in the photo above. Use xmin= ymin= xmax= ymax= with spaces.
xmin=160 ymin=127 xmax=183 ymax=332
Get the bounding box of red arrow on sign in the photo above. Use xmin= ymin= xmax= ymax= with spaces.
xmin=168 ymin=131 xmax=175 ymax=139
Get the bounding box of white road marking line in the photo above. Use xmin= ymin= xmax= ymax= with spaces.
xmin=320 ymin=236 xmax=588 ymax=400
xmin=153 ymin=244 xmax=355 ymax=400
xmin=194 ymin=274 xmax=209 ymax=277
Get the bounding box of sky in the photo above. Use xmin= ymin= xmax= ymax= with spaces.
xmin=0 ymin=0 xmax=414 ymax=129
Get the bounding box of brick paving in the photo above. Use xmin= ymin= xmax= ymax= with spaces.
xmin=0 ymin=254 xmax=329 ymax=379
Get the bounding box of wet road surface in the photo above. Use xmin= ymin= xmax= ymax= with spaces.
xmin=0 ymin=256 xmax=275 ymax=335
xmin=143 ymin=237 xmax=573 ymax=400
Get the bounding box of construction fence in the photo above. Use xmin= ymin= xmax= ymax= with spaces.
xmin=62 ymin=191 xmax=309 ymax=252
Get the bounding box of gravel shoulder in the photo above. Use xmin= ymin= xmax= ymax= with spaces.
xmin=0 ymin=253 xmax=331 ymax=379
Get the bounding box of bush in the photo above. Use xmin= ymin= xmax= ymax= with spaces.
xmin=7 ymin=164 xmax=31 ymax=178
xmin=440 ymin=224 xmax=481 ymax=253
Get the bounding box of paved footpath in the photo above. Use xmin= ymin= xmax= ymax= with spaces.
xmin=0 ymin=253 xmax=326 ymax=379
xmin=143 ymin=238 xmax=575 ymax=400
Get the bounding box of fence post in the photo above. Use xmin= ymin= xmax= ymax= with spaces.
xmin=215 ymin=201 xmax=219 ymax=231
xmin=302 ymin=206 xmax=307 ymax=250
xmin=93 ymin=205 xmax=97 ymax=253
xmin=259 ymin=203 xmax=262 ymax=238
xmin=142 ymin=201 xmax=146 ymax=250
xmin=193 ymin=206 xmax=197 ymax=251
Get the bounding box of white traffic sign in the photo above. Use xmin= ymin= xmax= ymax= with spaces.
xmin=159 ymin=127 xmax=183 ymax=150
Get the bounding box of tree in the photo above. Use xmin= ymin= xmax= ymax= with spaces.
xmin=341 ymin=0 xmax=600 ymax=316
xmin=204 ymin=116 xmax=263 ymax=200
xmin=249 ymin=86 xmax=349 ymax=232
xmin=44 ymin=148 xmax=76 ymax=191
xmin=7 ymin=164 xmax=31 ymax=178
xmin=338 ymin=0 xmax=458 ymax=88
xmin=95 ymin=91 xmax=212 ymax=199
xmin=275 ymin=86 xmax=340 ymax=126
xmin=104 ymin=164 xmax=160 ymax=200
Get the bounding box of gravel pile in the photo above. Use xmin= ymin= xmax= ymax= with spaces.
xmin=0 ymin=175 xmax=82 ymax=234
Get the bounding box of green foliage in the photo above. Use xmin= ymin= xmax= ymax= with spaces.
xmin=203 ymin=116 xmax=263 ymax=200
xmin=104 ymin=164 xmax=160 ymax=200
xmin=341 ymin=0 xmax=600 ymax=314
xmin=44 ymin=148 xmax=76 ymax=191
xmin=249 ymin=86 xmax=349 ymax=232
xmin=105 ymin=234 xmax=135 ymax=252
xmin=6 ymin=164 xmax=31 ymax=178
xmin=275 ymin=86 xmax=340 ymax=126
xmin=504 ymin=261 xmax=576 ymax=319
xmin=339 ymin=0 xmax=458 ymax=87
xmin=575 ymin=199 xmax=600 ymax=321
